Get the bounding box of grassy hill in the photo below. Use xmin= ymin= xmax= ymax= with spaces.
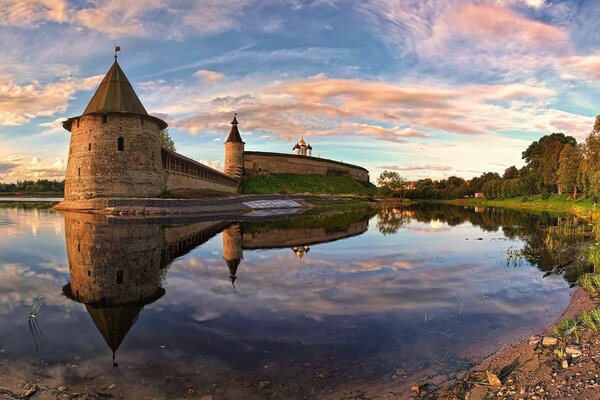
xmin=241 ymin=174 xmax=377 ymax=195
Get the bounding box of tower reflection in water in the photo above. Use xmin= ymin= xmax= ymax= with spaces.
xmin=59 ymin=211 xmax=370 ymax=363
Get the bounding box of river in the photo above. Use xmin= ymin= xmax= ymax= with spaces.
xmin=0 ymin=201 xmax=592 ymax=399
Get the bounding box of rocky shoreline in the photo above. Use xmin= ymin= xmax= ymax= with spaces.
xmin=416 ymin=288 xmax=598 ymax=399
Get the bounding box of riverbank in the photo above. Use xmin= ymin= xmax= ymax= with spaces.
xmin=0 ymin=192 xmax=63 ymax=198
xmin=445 ymin=194 xmax=598 ymax=218
xmin=419 ymin=288 xmax=598 ymax=399
xmin=402 ymin=195 xmax=600 ymax=399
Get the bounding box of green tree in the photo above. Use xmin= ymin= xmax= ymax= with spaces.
xmin=503 ymin=166 xmax=519 ymax=179
xmin=377 ymin=170 xmax=406 ymax=197
xmin=160 ymin=128 xmax=176 ymax=152
xmin=588 ymin=171 xmax=600 ymax=201
xmin=558 ymin=144 xmax=582 ymax=198
xmin=522 ymin=133 xmax=577 ymax=193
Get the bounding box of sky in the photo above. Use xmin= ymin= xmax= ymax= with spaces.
xmin=2 ymin=0 xmax=600 ymax=182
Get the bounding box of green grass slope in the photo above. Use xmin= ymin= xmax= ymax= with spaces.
xmin=448 ymin=194 xmax=596 ymax=216
xmin=241 ymin=174 xmax=377 ymax=195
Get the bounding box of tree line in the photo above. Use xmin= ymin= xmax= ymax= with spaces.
xmin=0 ymin=179 xmax=65 ymax=193
xmin=378 ymin=115 xmax=600 ymax=201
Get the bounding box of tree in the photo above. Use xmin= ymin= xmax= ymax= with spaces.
xmin=558 ymin=144 xmax=582 ymax=198
xmin=160 ymin=128 xmax=176 ymax=152
xmin=503 ymin=166 xmax=519 ymax=179
xmin=521 ymin=133 xmax=577 ymax=193
xmin=377 ymin=170 xmax=406 ymax=197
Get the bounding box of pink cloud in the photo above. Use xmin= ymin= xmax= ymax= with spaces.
xmin=449 ymin=3 xmax=568 ymax=48
xmin=0 ymin=73 xmax=101 ymax=126
xmin=0 ymin=0 xmax=68 ymax=25
xmin=195 ymin=70 xmax=225 ymax=82
xmin=561 ymin=52 xmax=600 ymax=79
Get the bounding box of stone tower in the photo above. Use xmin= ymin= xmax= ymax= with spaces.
xmin=224 ymin=114 xmax=245 ymax=180
xmin=222 ymin=224 xmax=243 ymax=286
xmin=62 ymin=56 xmax=168 ymax=200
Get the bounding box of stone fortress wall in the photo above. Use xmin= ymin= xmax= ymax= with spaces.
xmin=161 ymin=148 xmax=238 ymax=197
xmin=59 ymin=58 xmax=369 ymax=205
xmin=242 ymin=151 xmax=370 ymax=182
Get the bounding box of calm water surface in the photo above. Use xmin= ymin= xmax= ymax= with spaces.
xmin=0 ymin=203 xmax=589 ymax=398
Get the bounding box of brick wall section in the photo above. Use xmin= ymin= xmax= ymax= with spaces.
xmin=243 ymin=151 xmax=370 ymax=182
xmin=65 ymin=113 xmax=164 ymax=200
xmin=162 ymin=148 xmax=239 ymax=197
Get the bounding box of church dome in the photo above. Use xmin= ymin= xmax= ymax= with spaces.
xmin=298 ymin=138 xmax=307 ymax=146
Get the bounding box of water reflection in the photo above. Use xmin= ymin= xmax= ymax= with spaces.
xmin=0 ymin=203 xmax=593 ymax=398
xmin=58 ymin=210 xmax=371 ymax=366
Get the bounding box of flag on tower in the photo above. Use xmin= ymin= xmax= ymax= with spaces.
xmin=115 ymin=45 xmax=121 ymax=52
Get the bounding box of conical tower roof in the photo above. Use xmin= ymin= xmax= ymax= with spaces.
xmin=226 ymin=258 xmax=241 ymax=286
xmin=63 ymin=57 xmax=167 ymax=131
xmin=85 ymin=303 xmax=143 ymax=355
xmin=84 ymin=60 xmax=147 ymax=115
xmin=226 ymin=114 xmax=244 ymax=143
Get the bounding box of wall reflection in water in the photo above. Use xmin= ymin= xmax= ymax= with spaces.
xmin=58 ymin=210 xmax=370 ymax=362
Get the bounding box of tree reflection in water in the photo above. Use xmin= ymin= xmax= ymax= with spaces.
xmin=378 ymin=203 xmax=597 ymax=285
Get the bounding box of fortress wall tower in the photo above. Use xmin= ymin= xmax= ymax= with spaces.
xmin=224 ymin=115 xmax=245 ymax=180
xmin=62 ymin=58 xmax=167 ymax=200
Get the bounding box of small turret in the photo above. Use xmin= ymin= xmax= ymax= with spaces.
xmin=224 ymin=114 xmax=245 ymax=180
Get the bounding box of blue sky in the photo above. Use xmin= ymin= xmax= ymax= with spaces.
xmin=2 ymin=0 xmax=600 ymax=182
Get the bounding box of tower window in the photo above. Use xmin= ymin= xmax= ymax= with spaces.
xmin=116 ymin=270 xmax=124 ymax=284
xmin=78 ymin=167 xmax=81 ymax=177
xmin=76 ymin=118 xmax=80 ymax=128
xmin=88 ymin=143 xmax=91 ymax=151
xmin=117 ymin=137 xmax=124 ymax=151
xmin=102 ymin=114 xmax=108 ymax=123
xmin=140 ymin=115 xmax=144 ymax=125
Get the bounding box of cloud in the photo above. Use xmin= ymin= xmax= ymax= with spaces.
xmin=0 ymin=0 xmax=68 ymax=25
xmin=0 ymin=162 xmax=19 ymax=174
xmin=0 ymin=155 xmax=66 ymax=181
xmin=143 ymin=70 xmax=590 ymax=149
xmin=336 ymin=122 xmax=431 ymax=142
xmin=0 ymin=73 xmax=101 ymax=126
xmin=561 ymin=52 xmax=600 ymax=80
xmin=195 ymin=70 xmax=225 ymax=82
xmin=358 ymin=1 xmax=569 ymax=81
xmin=442 ymin=3 xmax=567 ymax=48
xmin=1 ymin=0 xmax=254 ymax=39
xmin=379 ymin=164 xmax=452 ymax=172
xmin=198 ymin=159 xmax=223 ymax=171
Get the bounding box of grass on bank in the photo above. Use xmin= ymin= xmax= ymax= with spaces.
xmin=241 ymin=174 xmax=377 ymax=195
xmin=447 ymin=194 xmax=597 ymax=216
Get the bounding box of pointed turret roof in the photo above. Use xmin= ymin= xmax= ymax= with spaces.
xmin=63 ymin=57 xmax=167 ymax=131
xmin=84 ymin=60 xmax=148 ymax=115
xmin=85 ymin=303 xmax=143 ymax=356
xmin=226 ymin=258 xmax=241 ymax=287
xmin=226 ymin=114 xmax=244 ymax=143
